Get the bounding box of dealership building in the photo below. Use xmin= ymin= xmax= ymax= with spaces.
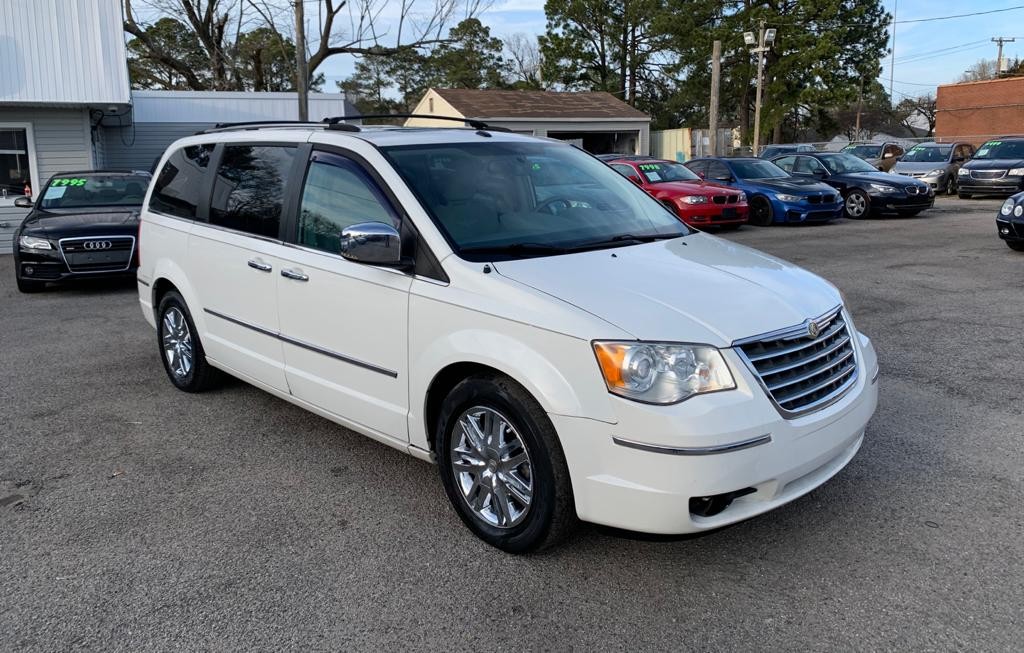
xmin=0 ymin=0 xmax=354 ymax=251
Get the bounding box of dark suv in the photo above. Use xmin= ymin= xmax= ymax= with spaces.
xmin=957 ymin=137 xmax=1024 ymax=198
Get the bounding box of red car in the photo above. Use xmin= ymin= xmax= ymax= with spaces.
xmin=607 ymin=157 xmax=749 ymax=228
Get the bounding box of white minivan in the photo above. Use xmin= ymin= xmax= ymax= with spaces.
xmin=137 ymin=122 xmax=879 ymax=552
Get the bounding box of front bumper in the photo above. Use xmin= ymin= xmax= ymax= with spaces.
xmin=554 ymin=332 xmax=879 ymax=534
xmin=15 ymin=234 xmax=138 ymax=284
xmin=771 ymin=198 xmax=843 ymax=223
xmin=958 ymin=175 xmax=1024 ymax=196
xmin=869 ymin=191 xmax=934 ymax=215
xmin=678 ymin=203 xmax=749 ymax=226
xmin=996 ymin=217 xmax=1024 ymax=243
xmin=896 ymin=171 xmax=947 ymax=190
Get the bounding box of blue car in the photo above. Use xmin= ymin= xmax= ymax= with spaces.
xmin=684 ymin=157 xmax=843 ymax=226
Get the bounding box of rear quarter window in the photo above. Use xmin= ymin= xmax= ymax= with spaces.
xmin=149 ymin=144 xmax=215 ymax=219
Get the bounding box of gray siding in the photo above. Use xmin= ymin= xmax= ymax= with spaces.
xmin=102 ymin=122 xmax=212 ymax=172
xmin=0 ymin=107 xmax=92 ymax=253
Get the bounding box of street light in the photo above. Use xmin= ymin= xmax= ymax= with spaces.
xmin=746 ymin=21 xmax=776 ymax=156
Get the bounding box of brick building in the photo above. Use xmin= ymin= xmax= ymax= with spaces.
xmin=935 ymin=77 xmax=1024 ymax=144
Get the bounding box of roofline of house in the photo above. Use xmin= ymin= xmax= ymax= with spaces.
xmin=462 ymin=116 xmax=651 ymax=123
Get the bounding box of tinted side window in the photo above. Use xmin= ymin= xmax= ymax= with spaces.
xmin=684 ymin=160 xmax=707 ymax=178
xmin=610 ymin=164 xmax=636 ymax=178
xmin=707 ymin=161 xmax=731 ymax=180
xmin=209 ymin=145 xmax=296 ymax=239
xmin=774 ymin=156 xmax=796 ymax=172
xmin=297 ymin=153 xmax=399 ymax=253
xmin=150 ymin=144 xmax=214 ymax=219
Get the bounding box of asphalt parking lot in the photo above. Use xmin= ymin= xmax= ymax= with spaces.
xmin=1 ymin=196 xmax=1021 ymax=651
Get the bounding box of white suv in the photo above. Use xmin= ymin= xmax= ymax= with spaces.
xmin=137 ymin=121 xmax=879 ymax=552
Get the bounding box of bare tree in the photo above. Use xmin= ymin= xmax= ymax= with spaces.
xmin=504 ymin=32 xmax=544 ymax=89
xmin=958 ymin=59 xmax=999 ymax=83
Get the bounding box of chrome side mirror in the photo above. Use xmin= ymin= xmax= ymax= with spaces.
xmin=339 ymin=221 xmax=403 ymax=266
xmin=14 ymin=196 xmax=32 ymax=208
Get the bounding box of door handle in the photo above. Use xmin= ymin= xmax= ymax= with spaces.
xmin=247 ymin=259 xmax=272 ymax=272
xmin=281 ymin=268 xmax=309 ymax=281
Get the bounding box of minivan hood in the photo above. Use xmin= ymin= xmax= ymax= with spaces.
xmin=492 ymin=233 xmax=840 ymax=345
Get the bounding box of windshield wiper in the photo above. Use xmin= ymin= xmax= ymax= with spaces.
xmin=569 ymin=233 xmax=681 ymax=251
xmin=458 ymin=242 xmax=572 ymax=256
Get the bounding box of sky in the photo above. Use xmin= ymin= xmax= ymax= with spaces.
xmin=309 ymin=0 xmax=1024 ymax=102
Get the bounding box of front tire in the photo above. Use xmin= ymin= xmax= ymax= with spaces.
xmin=958 ymin=192 xmax=972 ymax=199
xmin=749 ymin=196 xmax=774 ymax=226
xmin=436 ymin=373 xmax=575 ymax=553
xmin=945 ymin=176 xmax=956 ymax=195
xmin=1008 ymin=241 xmax=1024 ymax=252
xmin=156 ymin=291 xmax=221 ymax=392
xmin=844 ymin=190 xmax=870 ymax=219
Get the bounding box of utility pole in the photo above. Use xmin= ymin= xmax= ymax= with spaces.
xmin=889 ymin=0 xmax=897 ymax=102
xmin=993 ymin=37 xmax=1016 ymax=76
xmin=744 ymin=21 xmax=775 ymax=156
xmin=294 ymin=0 xmax=309 ymax=121
xmin=709 ymin=40 xmax=721 ymax=157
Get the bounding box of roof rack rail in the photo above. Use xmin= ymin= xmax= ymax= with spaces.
xmin=324 ymin=114 xmax=511 ymax=132
xmin=196 ymin=120 xmax=360 ymax=135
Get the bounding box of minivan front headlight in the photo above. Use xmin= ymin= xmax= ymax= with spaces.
xmin=593 ymin=341 xmax=735 ymax=404
xmin=1009 ymin=167 xmax=1024 ymax=176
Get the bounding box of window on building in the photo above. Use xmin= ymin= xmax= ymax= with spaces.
xmin=0 ymin=127 xmax=33 ymax=201
xmin=297 ymin=153 xmax=399 ymax=254
xmin=150 ymin=144 xmax=215 ymax=219
xmin=210 ymin=145 xmax=297 ymax=238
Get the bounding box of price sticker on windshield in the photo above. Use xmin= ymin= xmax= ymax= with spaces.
xmin=51 ymin=178 xmax=87 ymax=187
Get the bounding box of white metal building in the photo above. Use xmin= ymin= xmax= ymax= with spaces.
xmin=0 ymin=0 xmax=355 ymax=251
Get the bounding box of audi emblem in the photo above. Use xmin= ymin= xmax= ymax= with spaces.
xmin=83 ymin=240 xmax=112 ymax=250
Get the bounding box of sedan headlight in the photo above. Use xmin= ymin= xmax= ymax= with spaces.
xmin=737 ymin=192 xmax=747 ymax=202
xmin=869 ymin=183 xmax=897 ymax=194
xmin=926 ymin=168 xmax=946 ymax=177
xmin=1001 ymin=199 xmax=1015 ymax=215
xmin=19 ymin=235 xmax=52 ymax=250
xmin=593 ymin=341 xmax=735 ymax=405
xmin=1016 ymin=206 xmax=1024 ymax=217
xmin=958 ymin=168 xmax=969 ymax=176
xmin=775 ymin=193 xmax=802 ymax=202
xmin=679 ymin=195 xmax=708 ymax=205
xmin=1009 ymin=167 xmax=1024 ymax=176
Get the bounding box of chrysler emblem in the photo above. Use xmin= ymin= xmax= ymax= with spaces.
xmin=83 ymin=240 xmax=112 ymax=250
xmin=807 ymin=321 xmax=820 ymax=339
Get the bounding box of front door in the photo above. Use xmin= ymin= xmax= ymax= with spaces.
xmin=187 ymin=143 xmax=303 ymax=392
xmin=276 ymin=149 xmax=412 ymax=441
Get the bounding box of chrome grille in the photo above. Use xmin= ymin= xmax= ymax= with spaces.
xmin=971 ymin=169 xmax=1006 ymax=180
xmin=735 ymin=307 xmax=857 ymax=417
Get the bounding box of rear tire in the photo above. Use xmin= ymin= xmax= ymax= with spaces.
xmin=435 ymin=372 xmax=575 ymax=553
xmin=749 ymin=196 xmax=774 ymax=226
xmin=844 ymin=190 xmax=870 ymax=219
xmin=16 ymin=276 xmax=45 ymax=293
xmin=156 ymin=290 xmax=221 ymax=392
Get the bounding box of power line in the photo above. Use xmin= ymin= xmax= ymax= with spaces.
xmin=895 ymin=5 xmax=1024 ymax=24
xmin=894 ymin=40 xmax=989 ymax=64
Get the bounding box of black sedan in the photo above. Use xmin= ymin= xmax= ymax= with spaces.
xmin=771 ymin=152 xmax=933 ymax=219
xmin=12 ymin=170 xmax=150 ymax=292
xmin=997 ymin=192 xmax=1024 ymax=251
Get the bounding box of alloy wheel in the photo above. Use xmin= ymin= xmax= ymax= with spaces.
xmin=450 ymin=406 xmax=533 ymax=529
xmin=845 ymin=193 xmax=867 ymax=218
xmin=162 ymin=307 xmax=193 ymax=379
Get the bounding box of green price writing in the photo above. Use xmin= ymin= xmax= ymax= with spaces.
xmin=638 ymin=164 xmax=661 ymax=171
xmin=51 ymin=178 xmax=87 ymax=187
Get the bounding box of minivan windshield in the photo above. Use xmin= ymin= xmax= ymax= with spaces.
xmin=899 ymin=145 xmax=951 ymax=163
xmin=39 ymin=173 xmax=150 ymax=210
xmin=381 ymin=141 xmax=691 ymax=260
xmin=972 ymin=140 xmax=1024 ymax=160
